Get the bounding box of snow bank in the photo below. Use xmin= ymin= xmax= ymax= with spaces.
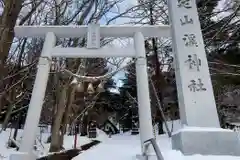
xmin=73 ymin=134 xmax=240 ymax=160
xmin=173 ymin=126 xmax=233 ymax=135
xmin=0 ymin=130 xmax=19 ymax=159
xmin=1 ymin=122 xmax=240 ymax=160
xmin=0 ymin=128 xmax=101 ymax=159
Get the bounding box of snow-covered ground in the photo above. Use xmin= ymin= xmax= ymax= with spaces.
xmin=0 ymin=121 xmax=240 ymax=160
xmin=0 ymin=128 xmax=94 ymax=159
xmin=73 ymin=132 xmax=240 ymax=160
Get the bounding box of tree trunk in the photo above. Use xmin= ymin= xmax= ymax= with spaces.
xmin=59 ymin=84 xmax=76 ymax=147
xmin=151 ymin=31 xmax=165 ymax=134
xmin=0 ymin=0 xmax=23 ymax=112
xmin=148 ymin=2 xmax=166 ymax=134
xmin=51 ymin=72 xmax=61 ymax=134
xmin=152 ymin=37 xmax=165 ymax=135
xmin=80 ymin=115 xmax=88 ymax=136
xmin=2 ymin=105 xmax=13 ymax=130
xmin=49 ymin=86 xmax=67 ymax=152
xmin=13 ymin=112 xmax=22 ymax=140
xmin=1 ymin=89 xmax=16 ymax=131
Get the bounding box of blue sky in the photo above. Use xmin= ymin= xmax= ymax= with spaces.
xmin=98 ymin=1 xmax=138 ymax=88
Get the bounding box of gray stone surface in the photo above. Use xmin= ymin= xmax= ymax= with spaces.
xmin=168 ymin=0 xmax=221 ymax=128
xmin=172 ymin=129 xmax=240 ymax=156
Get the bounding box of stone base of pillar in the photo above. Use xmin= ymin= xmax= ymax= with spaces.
xmin=172 ymin=127 xmax=240 ymax=156
xmin=9 ymin=152 xmax=36 ymax=160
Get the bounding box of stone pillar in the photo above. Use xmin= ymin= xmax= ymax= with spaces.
xmin=168 ymin=0 xmax=240 ymax=156
xmin=168 ymin=0 xmax=219 ymax=128
xmin=19 ymin=32 xmax=56 ymax=156
xmin=134 ymin=32 xmax=155 ymax=156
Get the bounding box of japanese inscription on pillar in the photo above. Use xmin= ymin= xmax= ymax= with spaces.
xmin=185 ymin=54 xmax=201 ymax=71
xmin=177 ymin=0 xmax=192 ymax=9
xmin=169 ymin=0 xmax=220 ymax=127
xmin=87 ymin=24 xmax=100 ymax=49
xmin=182 ymin=34 xmax=198 ymax=47
xmin=177 ymin=0 xmax=207 ymax=92
xmin=188 ymin=79 xmax=206 ymax=92
xmin=180 ymin=15 xmax=193 ymax=25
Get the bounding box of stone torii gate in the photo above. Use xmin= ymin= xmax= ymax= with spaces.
xmin=12 ymin=24 xmax=169 ymax=160
xmin=11 ymin=0 xmax=240 ymax=160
